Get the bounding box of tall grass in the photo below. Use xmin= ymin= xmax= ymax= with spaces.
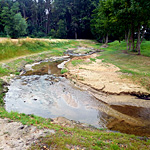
xmin=0 ymin=39 xmax=74 ymax=61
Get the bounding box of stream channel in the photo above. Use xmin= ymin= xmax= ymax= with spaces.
xmin=4 ymin=55 xmax=150 ymax=137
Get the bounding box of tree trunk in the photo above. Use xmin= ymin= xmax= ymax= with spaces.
xmin=75 ymin=30 xmax=77 ymax=39
xmin=127 ymin=29 xmax=130 ymax=50
xmin=137 ymin=24 xmax=141 ymax=55
xmin=140 ymin=25 xmax=146 ymax=44
xmin=125 ymin=31 xmax=127 ymax=43
xmin=131 ymin=22 xmax=135 ymax=51
xmin=23 ymin=7 xmax=26 ymax=19
xmin=129 ymin=38 xmax=131 ymax=50
xmin=105 ymin=33 xmax=108 ymax=44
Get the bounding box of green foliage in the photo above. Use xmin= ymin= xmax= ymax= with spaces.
xmin=71 ymin=59 xmax=84 ymax=66
xmin=56 ymin=20 xmax=67 ymax=38
xmin=0 ymin=67 xmax=10 ymax=76
xmin=49 ymin=29 xmax=56 ymax=38
xmin=90 ymin=58 xmax=96 ymax=62
xmin=61 ymin=68 xmax=68 ymax=74
xmin=0 ymin=80 xmax=5 ymax=106
xmin=0 ymin=0 xmax=98 ymax=39
xmin=0 ymin=1 xmax=27 ymax=38
xmin=91 ymin=0 xmax=150 ymax=53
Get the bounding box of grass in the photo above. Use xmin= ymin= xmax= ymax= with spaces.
xmin=0 ymin=38 xmax=78 ymax=61
xmin=97 ymin=40 xmax=150 ymax=90
xmin=0 ymin=80 xmax=5 ymax=106
xmin=29 ymin=125 xmax=150 ymax=150
xmin=71 ymin=59 xmax=84 ymax=66
xmin=90 ymin=58 xmax=96 ymax=62
xmin=61 ymin=68 xmax=68 ymax=74
xmin=0 ymin=67 xmax=11 ymax=76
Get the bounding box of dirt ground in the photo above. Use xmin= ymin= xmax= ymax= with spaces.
xmin=66 ymin=54 xmax=150 ymax=95
xmin=0 ymin=118 xmax=55 ymax=150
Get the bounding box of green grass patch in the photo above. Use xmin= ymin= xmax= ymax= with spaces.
xmin=90 ymin=58 xmax=96 ymax=62
xmin=0 ymin=39 xmax=78 ymax=61
xmin=0 ymin=66 xmax=10 ymax=76
xmin=97 ymin=40 xmax=150 ymax=90
xmin=71 ymin=59 xmax=84 ymax=66
xmin=141 ymin=41 xmax=150 ymax=57
xmin=0 ymin=80 xmax=6 ymax=106
xmin=61 ymin=68 xmax=68 ymax=74
xmin=30 ymin=125 xmax=150 ymax=150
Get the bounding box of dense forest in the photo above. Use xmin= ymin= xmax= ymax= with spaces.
xmin=0 ymin=0 xmax=98 ymax=39
xmin=0 ymin=0 xmax=150 ymax=54
xmin=91 ymin=0 xmax=150 ymax=54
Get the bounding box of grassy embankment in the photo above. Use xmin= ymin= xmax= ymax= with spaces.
xmin=0 ymin=38 xmax=150 ymax=149
xmin=69 ymin=40 xmax=150 ymax=90
xmin=96 ymin=40 xmax=150 ymax=91
xmin=0 ymin=38 xmax=79 ymax=76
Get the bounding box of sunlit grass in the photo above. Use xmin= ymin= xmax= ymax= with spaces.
xmin=0 ymin=39 xmax=78 ymax=61
xmin=97 ymin=41 xmax=150 ymax=90
xmin=71 ymin=59 xmax=84 ymax=66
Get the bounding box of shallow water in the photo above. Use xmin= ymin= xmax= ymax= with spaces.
xmin=4 ymin=60 xmax=150 ymax=136
xmin=5 ymin=75 xmax=109 ymax=128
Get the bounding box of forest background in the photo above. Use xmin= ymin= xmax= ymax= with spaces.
xmin=0 ymin=0 xmax=150 ymax=54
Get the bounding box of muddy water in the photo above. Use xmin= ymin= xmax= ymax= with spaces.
xmin=4 ymin=60 xmax=150 ymax=136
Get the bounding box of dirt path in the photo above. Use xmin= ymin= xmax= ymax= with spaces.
xmin=0 ymin=118 xmax=55 ymax=150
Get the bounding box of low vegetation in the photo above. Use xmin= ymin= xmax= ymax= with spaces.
xmin=61 ymin=68 xmax=68 ymax=74
xmin=97 ymin=41 xmax=150 ymax=90
xmin=0 ymin=38 xmax=76 ymax=61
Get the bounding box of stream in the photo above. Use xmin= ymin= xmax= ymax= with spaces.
xmin=4 ymin=57 xmax=150 ymax=136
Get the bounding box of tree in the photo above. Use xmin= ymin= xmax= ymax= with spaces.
xmin=56 ymin=19 xmax=67 ymax=38
xmin=91 ymin=0 xmax=150 ymax=54
xmin=91 ymin=0 xmax=115 ymax=44
xmin=0 ymin=1 xmax=27 ymax=38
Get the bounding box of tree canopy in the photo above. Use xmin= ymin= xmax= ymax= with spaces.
xmin=0 ymin=0 xmax=98 ymax=39
xmin=91 ymin=0 xmax=150 ymax=54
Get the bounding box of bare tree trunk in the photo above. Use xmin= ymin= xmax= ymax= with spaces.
xmin=140 ymin=25 xmax=146 ymax=44
xmin=75 ymin=30 xmax=77 ymax=39
xmin=137 ymin=24 xmax=141 ymax=55
xmin=74 ymin=23 xmax=78 ymax=39
xmin=23 ymin=7 xmax=26 ymax=19
xmin=129 ymin=38 xmax=131 ymax=50
xmin=127 ymin=29 xmax=130 ymax=50
xmin=125 ymin=31 xmax=127 ymax=43
xmin=105 ymin=33 xmax=108 ymax=44
xmin=131 ymin=22 xmax=135 ymax=50
xmin=136 ymin=25 xmax=146 ymax=53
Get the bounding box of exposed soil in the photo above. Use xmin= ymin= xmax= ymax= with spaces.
xmin=0 ymin=118 xmax=55 ymax=150
xmin=66 ymin=54 xmax=150 ymax=95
